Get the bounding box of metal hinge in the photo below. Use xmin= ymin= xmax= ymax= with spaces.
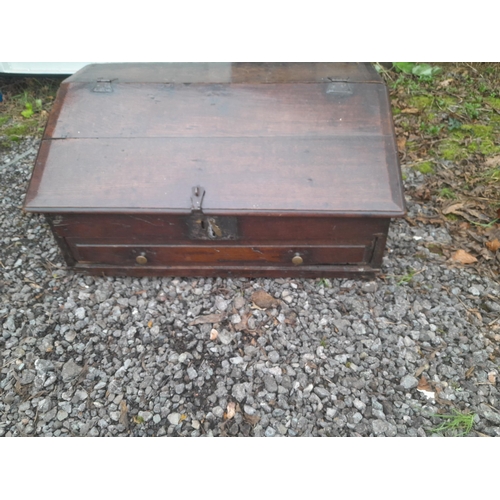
xmin=93 ymin=79 xmax=114 ymax=93
xmin=326 ymin=82 xmax=353 ymax=95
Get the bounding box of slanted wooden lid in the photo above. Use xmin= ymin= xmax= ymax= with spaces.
xmin=24 ymin=63 xmax=405 ymax=216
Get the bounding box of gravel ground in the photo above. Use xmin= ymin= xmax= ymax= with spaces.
xmin=1 ymin=138 xmax=499 ymax=437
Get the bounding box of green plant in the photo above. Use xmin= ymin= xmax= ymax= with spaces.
xmin=439 ymin=187 xmax=456 ymax=199
xmin=420 ymin=123 xmax=443 ymax=136
xmin=430 ymin=409 xmax=476 ymax=436
xmin=470 ymin=218 xmax=499 ymax=228
xmin=21 ymin=102 xmax=34 ymax=118
xmin=397 ymin=268 xmax=417 ymax=285
xmin=318 ymin=278 xmax=331 ymax=288
xmin=447 ymin=118 xmax=462 ymax=131
xmin=393 ymin=62 xmax=441 ymax=78
xmin=464 ymin=102 xmax=481 ymax=120
xmin=320 ymin=337 xmax=328 ymax=348
xmin=413 ymin=161 xmax=434 ymax=175
xmin=483 ymin=168 xmax=500 ymax=181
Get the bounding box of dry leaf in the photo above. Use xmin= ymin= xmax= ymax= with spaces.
xmin=147 ymin=320 xmax=153 ymax=328
xmin=417 ymin=376 xmax=435 ymax=400
xmin=210 ymin=328 xmax=218 ymax=340
xmin=415 ymin=364 xmax=429 ymax=377
xmin=442 ymin=202 xmax=466 ymax=215
xmin=451 ymin=249 xmax=477 ymax=264
xmin=401 ymin=108 xmax=419 ymax=114
xmin=233 ymin=312 xmax=252 ymax=332
xmin=486 ymin=239 xmax=500 ymax=252
xmin=243 ymin=412 xmax=260 ymax=425
xmin=417 ymin=376 xmax=432 ymax=391
xmin=465 ymin=366 xmax=475 ymax=379
xmin=397 ymin=136 xmax=407 ymax=151
xmin=488 ymin=371 xmax=497 ymax=384
xmin=224 ymin=402 xmax=236 ymax=420
xmin=439 ymin=78 xmax=453 ymax=88
xmin=180 ymin=414 xmax=187 ymax=422
xmin=119 ymin=400 xmax=129 ymax=428
xmin=484 ymin=155 xmax=500 ymax=168
xmin=251 ymin=290 xmax=279 ymax=309
xmin=189 ymin=313 xmax=225 ymax=326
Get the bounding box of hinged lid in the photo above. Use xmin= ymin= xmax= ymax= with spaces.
xmin=24 ymin=63 xmax=405 ymax=217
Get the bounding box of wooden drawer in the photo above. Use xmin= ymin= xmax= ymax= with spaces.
xmin=50 ymin=214 xmax=389 ymax=244
xmin=68 ymin=242 xmax=374 ymax=267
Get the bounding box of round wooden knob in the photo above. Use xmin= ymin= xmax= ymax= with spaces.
xmin=136 ymin=255 xmax=148 ymax=265
xmin=292 ymin=254 xmax=303 ymax=266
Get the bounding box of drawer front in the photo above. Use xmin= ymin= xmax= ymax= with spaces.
xmin=69 ymin=243 xmax=373 ymax=267
xmin=49 ymin=214 xmax=389 ymax=245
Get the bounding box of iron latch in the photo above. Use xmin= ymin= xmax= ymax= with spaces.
xmin=93 ymin=79 xmax=114 ymax=93
xmin=191 ymin=186 xmax=205 ymax=212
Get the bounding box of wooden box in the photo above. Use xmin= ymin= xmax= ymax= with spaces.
xmin=23 ymin=63 xmax=405 ymax=279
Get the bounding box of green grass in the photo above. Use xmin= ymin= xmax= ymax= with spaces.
xmin=439 ymin=187 xmax=456 ymax=199
xmin=413 ymin=161 xmax=434 ymax=175
xmin=317 ymin=278 xmax=331 ymax=288
xmin=397 ymin=268 xmax=417 ymax=285
xmin=430 ymin=409 xmax=476 ymax=436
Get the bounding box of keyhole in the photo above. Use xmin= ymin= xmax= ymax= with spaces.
xmin=200 ymin=220 xmax=205 ymax=229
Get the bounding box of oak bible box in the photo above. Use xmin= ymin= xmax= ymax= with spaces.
xmin=24 ymin=62 xmax=405 ymax=279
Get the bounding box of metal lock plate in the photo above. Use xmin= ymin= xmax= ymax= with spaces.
xmin=187 ymin=215 xmax=238 ymax=240
xmin=187 ymin=185 xmax=238 ymax=240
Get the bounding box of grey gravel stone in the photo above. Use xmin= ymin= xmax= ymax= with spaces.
xmin=232 ymin=384 xmax=248 ymax=402
xmin=57 ymin=410 xmax=68 ymax=421
xmin=234 ymin=296 xmax=246 ymax=309
xmin=74 ymin=307 xmax=86 ymax=320
xmin=35 ymin=359 xmax=54 ymax=373
xmin=400 ymin=375 xmax=419 ymax=390
xmin=230 ymin=314 xmax=241 ymax=324
xmin=314 ymin=387 xmax=330 ymax=399
xmin=167 ymin=413 xmax=181 ymax=425
xmin=138 ymin=411 xmax=153 ymax=422
xmin=263 ymin=375 xmax=278 ymax=393
xmin=61 ymin=360 xmax=82 ymax=382
xmin=268 ymin=351 xmax=280 ymax=363
xmin=218 ymin=330 xmax=235 ymax=345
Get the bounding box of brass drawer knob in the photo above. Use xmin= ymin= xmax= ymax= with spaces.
xmin=136 ymin=255 xmax=148 ymax=265
xmin=292 ymin=254 xmax=303 ymax=266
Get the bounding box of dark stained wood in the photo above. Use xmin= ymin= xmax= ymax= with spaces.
xmin=69 ymin=243 xmax=371 ymax=266
xmin=72 ymin=263 xmax=379 ymax=280
xmin=63 ymin=62 xmax=381 ymax=85
xmin=51 ymin=214 xmax=388 ymax=243
xmin=46 ymin=83 xmax=389 ymax=139
xmin=25 ymin=137 xmax=403 ymax=215
xmin=23 ymin=63 xmax=404 ymax=279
